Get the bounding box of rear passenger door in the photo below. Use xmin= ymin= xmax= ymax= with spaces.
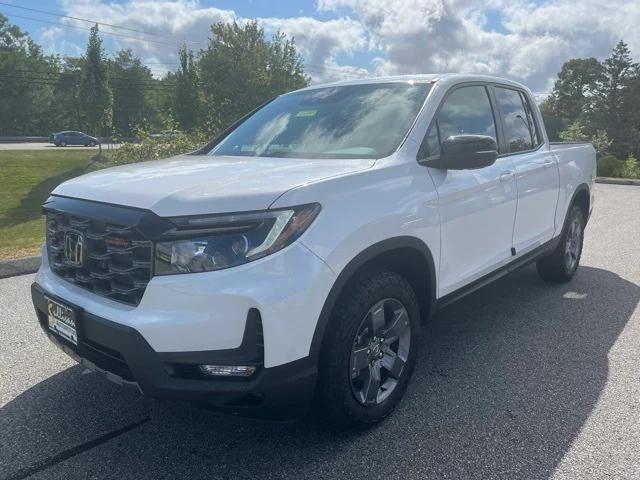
xmin=492 ymin=86 xmax=559 ymax=253
xmin=419 ymin=84 xmax=518 ymax=297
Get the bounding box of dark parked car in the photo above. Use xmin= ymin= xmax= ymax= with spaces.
xmin=52 ymin=131 xmax=99 ymax=147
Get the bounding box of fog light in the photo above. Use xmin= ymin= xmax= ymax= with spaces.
xmin=199 ymin=365 xmax=257 ymax=377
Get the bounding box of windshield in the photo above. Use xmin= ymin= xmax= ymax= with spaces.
xmin=210 ymin=82 xmax=432 ymax=159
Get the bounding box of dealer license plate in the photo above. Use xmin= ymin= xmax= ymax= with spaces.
xmin=46 ymin=297 xmax=78 ymax=345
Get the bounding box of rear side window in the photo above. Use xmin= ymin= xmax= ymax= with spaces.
xmin=419 ymin=85 xmax=497 ymax=159
xmin=521 ymin=92 xmax=541 ymax=147
xmin=494 ymin=87 xmax=539 ymax=153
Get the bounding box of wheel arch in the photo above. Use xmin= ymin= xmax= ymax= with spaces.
xmin=309 ymin=236 xmax=437 ymax=362
xmin=560 ymin=183 xmax=590 ymax=232
xmin=571 ymin=183 xmax=591 ymax=222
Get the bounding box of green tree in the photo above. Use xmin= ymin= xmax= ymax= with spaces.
xmin=198 ymin=20 xmax=309 ymax=131
xmin=0 ymin=14 xmax=57 ymax=135
xmin=538 ymin=96 xmax=564 ymax=141
xmin=79 ymin=25 xmax=112 ymax=136
xmin=173 ymin=44 xmax=201 ymax=131
xmin=111 ymin=49 xmax=153 ymax=136
xmin=552 ymin=58 xmax=603 ymax=121
xmin=48 ymin=56 xmax=85 ymax=131
xmin=540 ymin=58 xmax=603 ymax=141
xmin=620 ymin=64 xmax=640 ymax=159
xmin=592 ymin=41 xmax=637 ymax=156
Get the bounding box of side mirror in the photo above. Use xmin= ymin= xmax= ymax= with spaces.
xmin=425 ymin=135 xmax=498 ymax=170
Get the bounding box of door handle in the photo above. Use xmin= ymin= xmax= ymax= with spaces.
xmin=499 ymin=171 xmax=514 ymax=183
xmin=543 ymin=159 xmax=554 ymax=168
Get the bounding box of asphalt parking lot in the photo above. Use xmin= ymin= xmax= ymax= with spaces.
xmin=1 ymin=183 xmax=639 ymax=480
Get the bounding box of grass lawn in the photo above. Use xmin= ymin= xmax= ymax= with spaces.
xmin=0 ymin=150 xmax=96 ymax=260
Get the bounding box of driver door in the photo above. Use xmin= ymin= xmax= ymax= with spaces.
xmin=420 ymin=84 xmax=517 ymax=298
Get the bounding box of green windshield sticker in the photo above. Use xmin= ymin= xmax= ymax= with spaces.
xmin=295 ymin=110 xmax=317 ymax=117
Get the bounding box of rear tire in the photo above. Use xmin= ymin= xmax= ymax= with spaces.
xmin=317 ymin=270 xmax=421 ymax=428
xmin=536 ymin=205 xmax=585 ymax=283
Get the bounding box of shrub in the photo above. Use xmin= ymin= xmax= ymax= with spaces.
xmin=101 ymin=129 xmax=210 ymax=168
xmin=560 ymin=121 xmax=611 ymax=156
xmin=614 ymin=154 xmax=640 ymax=179
xmin=559 ymin=121 xmax=590 ymax=142
xmin=597 ymin=154 xmax=622 ymax=177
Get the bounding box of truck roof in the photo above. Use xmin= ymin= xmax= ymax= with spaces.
xmin=294 ymin=73 xmax=530 ymax=94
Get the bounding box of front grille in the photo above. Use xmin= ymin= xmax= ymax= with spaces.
xmin=46 ymin=211 xmax=153 ymax=305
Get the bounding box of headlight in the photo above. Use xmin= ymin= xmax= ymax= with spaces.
xmin=154 ymin=203 xmax=321 ymax=275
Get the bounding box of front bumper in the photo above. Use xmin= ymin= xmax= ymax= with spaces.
xmin=35 ymin=239 xmax=336 ymax=368
xmin=32 ymin=283 xmax=317 ymax=418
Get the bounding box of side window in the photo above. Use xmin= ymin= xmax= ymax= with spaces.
xmin=418 ymin=85 xmax=497 ymax=159
xmin=494 ymin=87 xmax=535 ymax=153
xmin=521 ymin=91 xmax=541 ymax=147
xmin=418 ymin=122 xmax=441 ymax=159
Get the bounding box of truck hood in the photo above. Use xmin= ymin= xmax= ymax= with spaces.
xmin=53 ymin=155 xmax=375 ymax=216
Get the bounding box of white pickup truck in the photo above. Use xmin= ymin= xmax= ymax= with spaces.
xmin=32 ymin=74 xmax=596 ymax=427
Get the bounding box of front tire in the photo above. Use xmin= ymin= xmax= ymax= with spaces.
xmin=537 ymin=205 xmax=585 ymax=283
xmin=317 ymin=270 xmax=420 ymax=428
xmin=60 ymin=141 xmax=67 ymax=147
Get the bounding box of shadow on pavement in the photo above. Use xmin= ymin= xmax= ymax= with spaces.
xmin=1 ymin=265 xmax=638 ymax=479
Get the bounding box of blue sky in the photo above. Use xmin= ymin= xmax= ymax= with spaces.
xmin=3 ymin=0 xmax=387 ymax=70
xmin=4 ymin=1 xmax=336 ymax=52
xmin=0 ymin=0 xmax=634 ymax=94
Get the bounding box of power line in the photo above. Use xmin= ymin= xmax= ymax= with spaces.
xmin=0 ymin=70 xmax=188 ymax=89
xmin=3 ymin=67 xmax=168 ymax=80
xmin=2 ymin=12 xmax=178 ymax=46
xmin=1 ymin=13 xmax=369 ymax=79
xmin=0 ymin=76 xmax=178 ymax=91
xmin=0 ymin=1 xmax=202 ymax=45
xmin=0 ymin=73 xmax=179 ymax=88
xmin=125 ymin=61 xmax=368 ymax=77
xmin=1 ymin=50 xmax=369 ymax=80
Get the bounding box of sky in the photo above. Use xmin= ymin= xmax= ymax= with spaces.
xmin=2 ymin=0 xmax=639 ymax=96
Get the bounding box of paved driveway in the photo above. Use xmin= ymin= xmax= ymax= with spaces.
xmin=1 ymin=184 xmax=639 ymax=480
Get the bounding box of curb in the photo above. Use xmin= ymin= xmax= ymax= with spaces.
xmin=596 ymin=177 xmax=640 ymax=186
xmin=0 ymin=256 xmax=41 ymax=279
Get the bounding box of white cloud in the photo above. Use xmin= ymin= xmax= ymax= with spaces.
xmin=259 ymin=16 xmax=367 ymax=82
xmin=39 ymin=27 xmax=64 ymax=53
xmin=50 ymin=0 xmax=367 ymax=82
xmin=39 ymin=27 xmax=82 ymax=57
xmin=60 ymin=0 xmax=236 ymax=46
xmin=43 ymin=0 xmax=640 ymax=92
xmin=318 ymin=0 xmax=640 ymax=94
xmin=57 ymin=0 xmax=235 ymax=75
